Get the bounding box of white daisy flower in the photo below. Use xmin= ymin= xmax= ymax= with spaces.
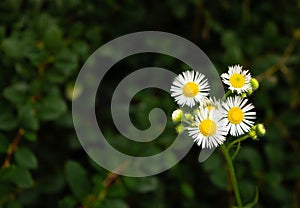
xmin=170 ymin=71 xmax=210 ymax=107
xmin=222 ymin=96 xmax=256 ymax=136
xmin=221 ymin=65 xmax=251 ymax=94
xmin=188 ymin=108 xmax=228 ymax=149
xmin=200 ymin=97 xmax=222 ymax=112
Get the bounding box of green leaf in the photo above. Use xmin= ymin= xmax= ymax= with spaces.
xmin=37 ymin=94 xmax=67 ymax=121
xmin=3 ymin=83 xmax=29 ymax=105
xmin=15 ymin=148 xmax=38 ymax=169
xmin=264 ymin=144 xmax=284 ymax=170
xmin=122 ymin=177 xmax=158 ymax=193
xmin=243 ymin=187 xmax=259 ymax=208
xmin=15 ymin=63 xmax=33 ymax=79
xmin=65 ymin=160 xmax=91 ymax=199
xmin=54 ymin=49 xmax=78 ymax=72
xmin=181 ymin=183 xmax=194 ymax=199
xmin=11 ymin=166 xmax=33 ymax=188
xmin=24 ymin=131 xmax=37 ymax=142
xmin=0 ymin=166 xmax=15 ymax=180
xmin=237 ymin=147 xmax=263 ymax=172
xmin=46 ymin=49 xmax=78 ymax=83
xmin=265 ymin=171 xmax=282 ymax=187
xmin=0 ymin=111 xmax=17 ymax=131
xmin=1 ymin=37 xmax=23 ymax=59
xmin=221 ymin=30 xmax=240 ymax=49
xmin=202 ymin=153 xmax=222 ymax=172
xmin=239 ymin=180 xmax=256 ymax=202
xmin=102 ymin=199 xmax=129 ymax=208
xmin=210 ymin=169 xmax=228 ymax=190
xmin=18 ymin=104 xmax=39 ymax=131
xmin=44 ymin=25 xmax=63 ymax=50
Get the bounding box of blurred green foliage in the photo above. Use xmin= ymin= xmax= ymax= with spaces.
xmin=0 ymin=0 xmax=300 ymax=207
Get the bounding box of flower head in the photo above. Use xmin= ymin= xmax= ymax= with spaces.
xmin=170 ymin=71 xmax=210 ymax=107
xmin=222 ymin=96 xmax=256 ymax=136
xmin=221 ymin=65 xmax=251 ymax=94
xmin=200 ymin=97 xmax=222 ymax=112
xmin=188 ymin=108 xmax=228 ymax=149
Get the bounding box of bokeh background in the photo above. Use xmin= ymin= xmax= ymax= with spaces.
xmin=1 ymin=0 xmax=300 ymax=207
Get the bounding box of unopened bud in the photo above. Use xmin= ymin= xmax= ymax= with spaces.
xmin=184 ymin=113 xmax=194 ymax=121
xmin=193 ymin=109 xmax=200 ymax=115
xmin=247 ymin=88 xmax=253 ymax=95
xmin=248 ymin=129 xmax=257 ymax=140
xmin=257 ymin=124 xmax=266 ymax=136
xmin=175 ymin=124 xmax=184 ymax=134
xmin=241 ymin=92 xmax=247 ymax=98
xmin=250 ymin=78 xmax=259 ymax=91
xmin=172 ymin=109 xmax=183 ymax=122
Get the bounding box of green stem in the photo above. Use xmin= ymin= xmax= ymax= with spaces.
xmin=228 ymin=134 xmax=249 ymax=151
xmin=220 ymin=144 xmax=243 ymax=208
xmin=222 ymin=90 xmax=232 ymax=101
xmin=231 ymin=141 xmax=241 ymax=160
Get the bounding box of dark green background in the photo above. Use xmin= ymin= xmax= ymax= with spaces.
xmin=0 ymin=0 xmax=300 ymax=207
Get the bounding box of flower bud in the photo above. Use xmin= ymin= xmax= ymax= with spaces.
xmin=184 ymin=113 xmax=194 ymax=121
xmin=247 ymin=88 xmax=253 ymax=95
xmin=248 ymin=129 xmax=257 ymax=140
xmin=193 ymin=109 xmax=200 ymax=115
xmin=175 ymin=124 xmax=184 ymax=134
xmin=241 ymin=92 xmax=247 ymax=98
xmin=172 ymin=109 xmax=183 ymax=122
xmin=256 ymin=124 xmax=266 ymax=136
xmin=250 ymin=78 xmax=259 ymax=91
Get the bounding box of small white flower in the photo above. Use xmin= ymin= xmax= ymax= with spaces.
xmin=222 ymin=96 xmax=256 ymax=136
xmin=221 ymin=65 xmax=251 ymax=94
xmin=200 ymin=97 xmax=222 ymax=112
xmin=188 ymin=108 xmax=228 ymax=149
xmin=170 ymin=71 xmax=210 ymax=108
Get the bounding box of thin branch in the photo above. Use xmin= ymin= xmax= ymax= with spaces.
xmin=2 ymin=128 xmax=24 ymax=168
xmin=256 ymin=37 xmax=298 ymax=81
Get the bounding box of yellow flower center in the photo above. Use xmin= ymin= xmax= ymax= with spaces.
xmin=199 ymin=119 xmax=217 ymax=137
xmin=182 ymin=82 xmax=199 ymax=97
xmin=229 ymin=74 xmax=245 ymax=88
xmin=228 ymin=107 xmax=244 ymax=124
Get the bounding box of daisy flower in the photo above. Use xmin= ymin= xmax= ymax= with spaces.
xmin=170 ymin=71 xmax=210 ymax=108
xmin=222 ymin=96 xmax=256 ymax=136
xmin=188 ymin=108 xmax=228 ymax=149
xmin=221 ymin=65 xmax=251 ymax=94
xmin=200 ymin=97 xmax=222 ymax=112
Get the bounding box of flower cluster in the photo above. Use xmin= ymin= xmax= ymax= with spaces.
xmin=171 ymin=65 xmax=265 ymax=149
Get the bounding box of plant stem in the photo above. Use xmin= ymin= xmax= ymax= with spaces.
xmin=228 ymin=134 xmax=249 ymax=151
xmin=220 ymin=144 xmax=243 ymax=208
xmin=2 ymin=128 xmax=24 ymax=168
xmin=231 ymin=141 xmax=241 ymax=160
xmin=222 ymin=90 xmax=232 ymax=101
